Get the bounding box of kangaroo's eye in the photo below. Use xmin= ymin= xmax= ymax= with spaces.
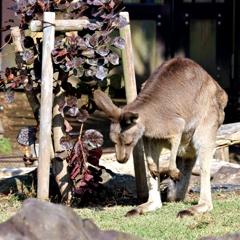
xmin=125 ymin=142 xmax=132 ymax=147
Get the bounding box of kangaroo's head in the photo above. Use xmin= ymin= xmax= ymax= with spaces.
xmin=93 ymin=90 xmax=144 ymax=163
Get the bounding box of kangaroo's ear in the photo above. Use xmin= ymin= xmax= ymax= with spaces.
xmin=93 ymin=90 xmax=121 ymax=121
xmin=120 ymin=111 xmax=139 ymax=128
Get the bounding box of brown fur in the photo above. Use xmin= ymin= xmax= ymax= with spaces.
xmin=94 ymin=57 xmax=228 ymax=217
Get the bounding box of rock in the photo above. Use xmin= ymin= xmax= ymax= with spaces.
xmin=190 ymin=165 xmax=240 ymax=193
xmin=211 ymin=166 xmax=240 ymax=184
xmin=200 ymin=232 xmax=240 ymax=240
xmin=192 ymin=159 xmax=240 ymax=177
xmin=0 ymin=198 xmax=143 ymax=240
xmin=190 ymin=184 xmax=240 ymax=194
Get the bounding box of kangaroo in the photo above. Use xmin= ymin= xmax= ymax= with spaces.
xmin=93 ymin=57 xmax=228 ymax=218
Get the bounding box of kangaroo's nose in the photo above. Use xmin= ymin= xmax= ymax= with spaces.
xmin=116 ymin=155 xmax=129 ymax=164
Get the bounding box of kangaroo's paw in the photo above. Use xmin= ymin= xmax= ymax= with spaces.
xmin=177 ymin=209 xmax=195 ymax=218
xmin=168 ymin=168 xmax=182 ymax=182
xmin=148 ymin=163 xmax=159 ymax=179
xmin=150 ymin=169 xmax=159 ymax=179
xmin=125 ymin=208 xmax=144 ymax=217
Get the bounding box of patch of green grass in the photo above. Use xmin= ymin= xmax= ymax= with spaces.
xmin=0 ymin=138 xmax=12 ymax=155
xmin=0 ymin=195 xmax=22 ymax=222
xmin=74 ymin=193 xmax=240 ymax=240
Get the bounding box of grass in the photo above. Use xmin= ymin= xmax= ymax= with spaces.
xmin=74 ymin=192 xmax=240 ymax=240
xmin=0 ymin=192 xmax=239 ymax=240
xmin=0 ymin=138 xmax=12 ymax=155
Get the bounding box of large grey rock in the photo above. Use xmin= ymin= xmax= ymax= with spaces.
xmin=0 ymin=198 xmax=142 ymax=240
xmin=200 ymin=232 xmax=240 ymax=240
xmin=190 ymin=165 xmax=240 ymax=193
xmin=211 ymin=166 xmax=240 ymax=184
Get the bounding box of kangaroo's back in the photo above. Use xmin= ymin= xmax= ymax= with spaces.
xmin=124 ymin=57 xmax=227 ymax=127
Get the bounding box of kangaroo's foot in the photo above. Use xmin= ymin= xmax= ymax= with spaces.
xmin=125 ymin=200 xmax=162 ymax=217
xmin=177 ymin=202 xmax=213 ymax=218
xmin=168 ymin=168 xmax=182 ymax=182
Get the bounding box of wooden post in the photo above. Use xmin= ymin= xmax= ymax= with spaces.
xmin=119 ymin=12 xmax=148 ymax=200
xmin=37 ymin=12 xmax=55 ymax=200
xmin=10 ymin=27 xmax=24 ymax=52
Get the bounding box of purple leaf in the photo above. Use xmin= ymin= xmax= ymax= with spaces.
xmin=21 ymin=50 xmax=34 ymax=61
xmin=113 ymin=15 xmax=128 ymax=29
xmin=72 ymin=57 xmax=84 ymax=67
xmin=17 ymin=126 xmax=37 ymax=146
xmin=86 ymin=22 xmax=103 ymax=31
xmin=82 ymin=129 xmax=104 ymax=149
xmin=67 ymin=96 xmax=78 ymax=107
xmin=84 ymin=172 xmax=94 ymax=181
xmin=58 ymin=101 xmax=68 ymax=114
xmin=76 ymin=109 xmax=89 ymax=122
xmin=87 ymin=155 xmax=99 ymax=166
xmin=85 ymin=68 xmax=96 ymax=77
xmin=64 ymin=119 xmax=73 ymax=133
xmin=86 ymin=58 xmax=98 ymax=66
xmin=74 ymin=188 xmax=85 ymax=195
xmin=95 ymin=66 xmax=108 ymax=80
xmin=89 ymin=148 xmax=103 ymax=159
xmin=69 ymin=152 xmax=80 ymax=165
xmin=60 ymin=136 xmax=75 ymax=151
xmin=107 ymin=52 xmax=119 ymax=65
xmin=87 ymin=0 xmax=103 ymax=5
xmin=69 ymin=1 xmax=83 ymax=11
xmin=111 ymin=36 xmax=125 ymax=49
xmin=67 ymin=106 xmax=80 ymax=117
xmin=96 ymin=46 xmax=110 ymax=57
xmin=80 ymin=181 xmax=87 ymax=187
xmin=82 ymin=49 xmax=95 ymax=58
xmin=71 ymin=164 xmax=81 ymax=179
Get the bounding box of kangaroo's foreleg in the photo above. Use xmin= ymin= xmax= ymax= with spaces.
xmin=143 ymin=137 xmax=163 ymax=179
xmin=125 ymin=138 xmax=162 ymax=217
xmin=168 ymin=136 xmax=182 ymax=181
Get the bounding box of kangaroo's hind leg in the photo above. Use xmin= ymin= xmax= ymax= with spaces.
xmin=174 ymin=124 xmax=217 ymax=218
xmin=176 ymin=146 xmax=214 ymax=218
